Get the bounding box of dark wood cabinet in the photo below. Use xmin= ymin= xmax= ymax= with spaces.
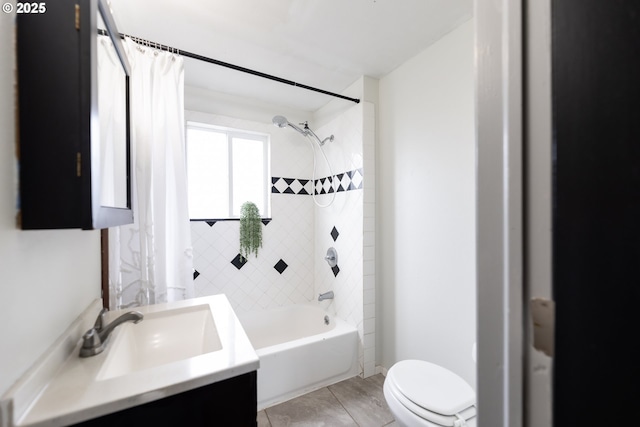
xmin=17 ymin=0 xmax=133 ymax=229
xmin=73 ymin=371 xmax=258 ymax=426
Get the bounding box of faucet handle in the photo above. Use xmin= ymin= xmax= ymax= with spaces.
xmin=93 ymin=308 xmax=109 ymax=331
xmin=325 ymin=247 xmax=338 ymax=267
xmin=79 ymin=328 xmax=102 ymax=357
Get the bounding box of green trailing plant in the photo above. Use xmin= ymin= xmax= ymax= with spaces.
xmin=239 ymin=201 xmax=262 ymax=261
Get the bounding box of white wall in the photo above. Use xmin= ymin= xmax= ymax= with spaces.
xmin=377 ymin=19 xmax=476 ymax=388
xmin=0 ymin=14 xmax=101 ymax=395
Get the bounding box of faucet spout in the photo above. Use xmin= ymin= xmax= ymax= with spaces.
xmin=98 ymin=311 xmax=143 ymax=342
xmin=79 ymin=310 xmax=143 ymax=357
xmin=318 ymin=291 xmax=334 ymax=301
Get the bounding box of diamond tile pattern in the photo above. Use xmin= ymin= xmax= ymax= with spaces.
xmin=274 ymin=259 xmax=288 ymax=274
xmin=331 ymin=226 xmax=340 ymax=242
xmin=272 ymin=169 xmax=362 ymax=197
xmin=188 ymin=103 xmax=375 ymax=377
xmin=316 ymin=190 xmax=363 ymax=332
xmin=190 ymin=193 xmax=315 ymax=313
xmin=231 ymin=254 xmax=247 ymax=270
xmin=313 ymin=104 xmax=370 ymax=376
xmin=272 ymin=177 xmax=313 ymax=195
xmin=331 ymin=265 xmax=340 ymax=277
xmin=314 ymin=169 xmax=363 ymax=195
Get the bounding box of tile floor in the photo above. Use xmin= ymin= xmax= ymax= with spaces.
xmin=257 ymin=374 xmax=399 ymax=427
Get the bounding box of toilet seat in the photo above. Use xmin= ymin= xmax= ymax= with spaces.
xmin=386 ymin=360 xmax=476 ymax=426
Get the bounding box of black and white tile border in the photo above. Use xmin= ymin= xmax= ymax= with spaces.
xmin=272 ymin=168 xmax=363 ymax=196
xmin=271 ymin=177 xmax=311 ymax=195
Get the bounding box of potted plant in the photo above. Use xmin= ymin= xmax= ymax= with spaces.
xmin=239 ymin=201 xmax=262 ymax=261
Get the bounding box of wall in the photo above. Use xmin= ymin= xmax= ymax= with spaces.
xmin=377 ymin=19 xmax=476 ymax=388
xmin=186 ymin=108 xmax=316 ymax=312
xmin=316 ymin=77 xmax=378 ymax=378
xmin=185 ymin=88 xmax=373 ymax=376
xmin=313 ymin=102 xmax=371 ymax=376
xmin=0 ymin=14 xmax=101 ymax=395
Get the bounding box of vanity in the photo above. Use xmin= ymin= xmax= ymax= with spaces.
xmin=10 ymin=2 xmax=260 ymax=424
xmin=0 ymin=295 xmax=260 ymax=426
xmin=9 ymin=1 xmax=260 ymax=424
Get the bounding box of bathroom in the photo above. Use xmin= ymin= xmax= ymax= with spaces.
xmin=2 ymin=0 xmax=481 ymax=425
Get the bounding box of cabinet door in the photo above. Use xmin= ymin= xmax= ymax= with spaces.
xmin=72 ymin=372 xmax=258 ymax=426
xmin=17 ymin=0 xmax=133 ymax=230
xmin=17 ymin=0 xmax=83 ymax=229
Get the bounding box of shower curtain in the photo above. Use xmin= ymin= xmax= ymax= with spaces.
xmin=106 ymin=37 xmax=194 ymax=309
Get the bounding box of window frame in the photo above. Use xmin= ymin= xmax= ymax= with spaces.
xmin=186 ymin=121 xmax=271 ymax=221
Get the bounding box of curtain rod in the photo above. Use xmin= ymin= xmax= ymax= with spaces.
xmin=100 ymin=29 xmax=361 ymax=104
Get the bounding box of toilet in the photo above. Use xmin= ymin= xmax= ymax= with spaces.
xmin=383 ymin=360 xmax=476 ymax=427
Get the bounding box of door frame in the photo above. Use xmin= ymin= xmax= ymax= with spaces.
xmin=475 ymin=0 xmax=526 ymax=425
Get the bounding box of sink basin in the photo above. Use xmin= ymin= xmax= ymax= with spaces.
xmin=4 ymin=295 xmax=259 ymax=427
xmin=97 ymin=304 xmax=222 ymax=380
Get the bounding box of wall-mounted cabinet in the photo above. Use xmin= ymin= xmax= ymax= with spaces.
xmin=17 ymin=0 xmax=133 ymax=229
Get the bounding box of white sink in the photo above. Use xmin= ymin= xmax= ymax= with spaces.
xmin=4 ymin=295 xmax=259 ymax=427
xmin=97 ymin=304 xmax=222 ymax=380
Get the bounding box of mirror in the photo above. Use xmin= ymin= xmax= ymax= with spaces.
xmin=92 ymin=0 xmax=133 ymax=228
xmin=97 ymin=13 xmax=128 ymax=209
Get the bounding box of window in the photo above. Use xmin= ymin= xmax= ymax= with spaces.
xmin=186 ymin=122 xmax=270 ymax=220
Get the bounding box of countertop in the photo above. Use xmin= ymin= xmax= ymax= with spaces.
xmin=1 ymin=294 xmax=259 ymax=427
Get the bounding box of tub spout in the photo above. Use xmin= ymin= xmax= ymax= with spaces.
xmin=318 ymin=291 xmax=334 ymax=301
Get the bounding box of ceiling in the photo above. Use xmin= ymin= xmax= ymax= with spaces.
xmin=108 ymin=0 xmax=473 ymax=112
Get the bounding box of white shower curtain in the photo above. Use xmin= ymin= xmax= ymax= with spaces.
xmin=107 ymin=37 xmax=194 ymax=309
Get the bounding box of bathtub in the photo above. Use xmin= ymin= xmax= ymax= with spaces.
xmin=237 ymin=304 xmax=359 ymax=410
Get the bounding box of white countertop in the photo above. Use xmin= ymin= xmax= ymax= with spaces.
xmin=2 ymin=294 xmax=259 ymax=427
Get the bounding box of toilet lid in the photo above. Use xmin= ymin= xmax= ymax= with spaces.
xmin=389 ymin=360 xmax=475 ymax=416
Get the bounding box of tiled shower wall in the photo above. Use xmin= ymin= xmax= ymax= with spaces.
xmin=314 ymin=102 xmax=376 ymax=377
xmin=188 ymin=102 xmax=376 ymax=377
xmin=188 ymin=110 xmax=316 ymax=312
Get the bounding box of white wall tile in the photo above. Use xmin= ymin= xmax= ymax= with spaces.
xmin=364 ymin=302 xmax=376 ymax=320
xmin=188 ymin=103 xmax=376 ymax=377
xmin=364 ymin=362 xmax=377 ymax=378
xmin=364 ymin=273 xmax=375 ymax=290
xmin=364 ymin=288 xmax=375 ymax=305
xmin=364 ymin=202 xmax=375 ymax=219
xmin=363 ymin=231 xmax=375 ymax=247
xmin=188 ymin=110 xmax=316 ymax=313
xmin=364 ymin=332 xmax=376 ymax=350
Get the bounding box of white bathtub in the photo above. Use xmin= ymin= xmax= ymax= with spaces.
xmin=237 ymin=304 xmax=359 ymax=410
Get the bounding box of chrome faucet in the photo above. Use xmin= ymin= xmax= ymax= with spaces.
xmin=318 ymin=291 xmax=334 ymax=301
xmin=79 ymin=308 xmax=143 ymax=357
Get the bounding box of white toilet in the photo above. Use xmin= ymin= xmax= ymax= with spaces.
xmin=383 ymin=360 xmax=476 ymax=427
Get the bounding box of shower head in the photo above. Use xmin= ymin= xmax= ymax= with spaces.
xmin=272 ymin=115 xmax=288 ymax=128
xmin=272 ymin=115 xmax=334 ymax=146
xmin=272 ymin=115 xmax=307 ymax=137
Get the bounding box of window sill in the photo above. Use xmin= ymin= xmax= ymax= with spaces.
xmin=190 ymin=218 xmax=272 ymax=225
